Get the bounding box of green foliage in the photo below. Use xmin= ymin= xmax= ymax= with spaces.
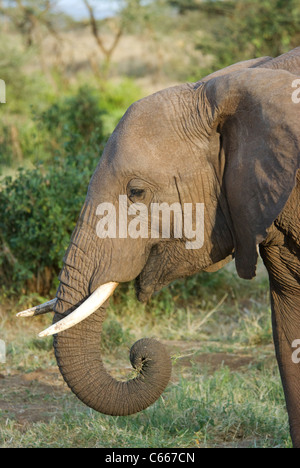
xmin=0 ymin=156 xmax=95 ymax=291
xmin=0 ymin=80 xmax=142 ymax=293
xmin=39 ymin=86 xmax=105 ymax=144
xmin=102 ymin=318 xmax=133 ymax=352
xmin=0 ymin=38 xmax=54 ymax=168
xmin=0 ymin=93 xmax=100 ymax=290
xmin=94 ymin=79 xmax=142 ymax=136
xmin=194 ymin=0 xmax=300 ymax=73
xmin=0 ymin=79 xmax=142 ymax=169
xmin=0 ymin=38 xmax=35 ymax=114
xmin=33 ymin=85 xmax=106 ymax=163
xmin=0 ymin=1 xmax=295 ymax=448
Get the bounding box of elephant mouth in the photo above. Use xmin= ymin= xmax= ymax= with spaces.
xmin=134 ymin=241 xmax=190 ymax=303
xmin=134 ymin=243 xmax=172 ymax=303
xmin=135 ymin=274 xmax=156 ymax=303
xmin=134 ymin=241 xmax=234 ymax=303
xmin=25 ymin=237 xmax=214 ymax=337
xmin=23 ymin=239 xmax=227 ymax=337
xmin=31 ymin=246 xmax=164 ymax=337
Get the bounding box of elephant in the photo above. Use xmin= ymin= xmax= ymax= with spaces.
xmin=18 ymin=47 xmax=300 ymax=446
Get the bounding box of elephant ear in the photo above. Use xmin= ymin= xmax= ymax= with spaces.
xmin=202 ymin=68 xmax=300 ymax=279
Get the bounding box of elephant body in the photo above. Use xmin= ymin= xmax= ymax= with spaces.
xmin=26 ymin=48 xmax=300 ymax=446
xmin=260 ymin=171 xmax=300 ymax=445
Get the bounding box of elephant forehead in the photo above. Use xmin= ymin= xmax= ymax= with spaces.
xmin=101 ymin=91 xmax=204 ymax=175
xmin=119 ymin=104 xmax=186 ymax=154
xmin=89 ymin=84 xmax=210 ymax=196
xmin=89 ymin=132 xmax=177 ymax=197
xmin=104 ymin=134 xmax=196 ymax=188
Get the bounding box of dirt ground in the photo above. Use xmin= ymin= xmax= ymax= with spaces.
xmin=0 ymin=368 xmax=64 ymax=428
xmin=0 ymin=339 xmax=266 ymax=430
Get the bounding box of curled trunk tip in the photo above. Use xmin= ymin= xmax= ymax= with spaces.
xmin=53 ymin=307 xmax=172 ymax=416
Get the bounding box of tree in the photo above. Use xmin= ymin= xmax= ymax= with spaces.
xmin=83 ymin=0 xmax=123 ymax=73
xmin=82 ymin=0 xmax=171 ymax=80
xmin=0 ymin=0 xmax=60 ymax=47
xmin=168 ymin=0 xmax=300 ymax=72
xmin=167 ymin=0 xmax=234 ymax=15
xmin=0 ymin=0 xmax=64 ymax=86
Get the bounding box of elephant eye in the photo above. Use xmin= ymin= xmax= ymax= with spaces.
xmin=129 ymin=188 xmax=145 ymax=202
xmin=130 ymin=188 xmax=144 ymax=197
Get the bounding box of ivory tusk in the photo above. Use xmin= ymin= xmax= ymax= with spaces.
xmin=16 ymin=298 xmax=57 ymax=317
xmin=38 ymin=282 xmax=118 ymax=338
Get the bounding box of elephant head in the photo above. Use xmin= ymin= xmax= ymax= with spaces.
xmin=18 ymin=52 xmax=300 ymax=417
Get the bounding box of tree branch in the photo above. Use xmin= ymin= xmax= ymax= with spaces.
xmin=83 ymin=0 xmax=123 ymax=62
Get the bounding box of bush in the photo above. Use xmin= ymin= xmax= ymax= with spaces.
xmin=0 ymin=90 xmax=104 ymax=293
xmin=0 ymin=154 xmax=97 ymax=294
xmin=0 ymin=80 xmax=142 ymax=295
xmin=0 ymin=79 xmax=142 ymax=171
xmin=195 ymin=0 xmax=300 ymax=74
xmin=32 ymin=80 xmax=142 ymax=165
xmin=35 ymin=85 xmax=106 ymax=158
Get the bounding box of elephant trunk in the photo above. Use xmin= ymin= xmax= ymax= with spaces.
xmin=53 ymin=299 xmax=172 ymax=415
xmin=51 ymin=202 xmax=171 ymax=415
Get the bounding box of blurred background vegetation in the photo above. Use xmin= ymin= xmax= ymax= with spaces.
xmin=0 ymin=0 xmax=299 ymax=296
xmin=0 ymin=0 xmax=299 ymax=448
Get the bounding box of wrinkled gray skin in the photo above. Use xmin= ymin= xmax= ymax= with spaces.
xmin=53 ymin=48 xmax=300 ymax=446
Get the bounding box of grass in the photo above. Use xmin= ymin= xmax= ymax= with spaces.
xmin=0 ymin=365 xmax=289 ymax=448
xmin=0 ymin=261 xmax=292 ymax=448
